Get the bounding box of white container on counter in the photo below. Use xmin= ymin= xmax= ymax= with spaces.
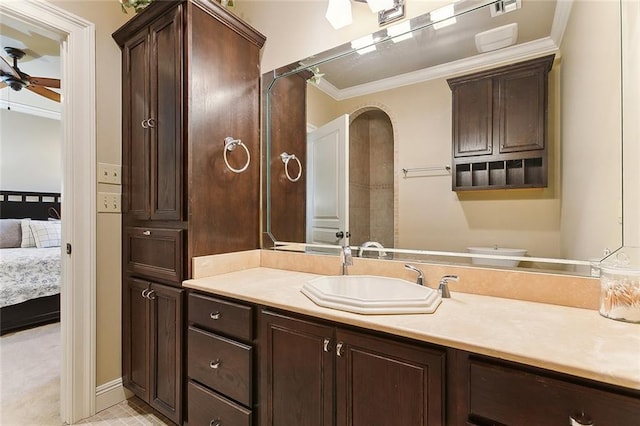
xmin=599 ymin=247 xmax=640 ymax=323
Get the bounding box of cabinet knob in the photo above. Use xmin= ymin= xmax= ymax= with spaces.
xmin=336 ymin=341 xmax=344 ymax=357
xmin=141 ymin=289 xmax=149 ymax=298
xmin=210 ymin=420 xmax=221 ymax=426
xmin=323 ymin=338 xmax=332 ymax=352
xmin=570 ymin=413 xmax=594 ymax=425
xmin=142 ymin=230 xmax=151 ymax=236
xmin=141 ymin=119 xmax=148 ymax=129
xmin=210 ymin=312 xmax=221 ymax=320
xmin=146 ymin=290 xmax=155 ymax=300
xmin=209 ymin=360 xmax=221 ymax=369
xmin=147 ymin=118 xmax=155 ymax=128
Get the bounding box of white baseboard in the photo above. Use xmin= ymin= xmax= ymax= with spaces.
xmin=95 ymin=378 xmax=133 ymax=413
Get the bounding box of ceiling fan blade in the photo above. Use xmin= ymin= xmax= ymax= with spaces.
xmin=0 ymin=81 xmax=7 ymax=89
xmin=27 ymin=85 xmax=61 ymax=103
xmin=0 ymin=55 xmax=20 ymax=79
xmin=29 ymin=76 xmax=61 ymax=88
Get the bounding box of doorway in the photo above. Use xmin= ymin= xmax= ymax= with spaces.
xmin=0 ymin=2 xmax=96 ymax=423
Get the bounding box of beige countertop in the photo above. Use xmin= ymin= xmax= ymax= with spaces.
xmin=183 ymin=266 xmax=640 ymax=391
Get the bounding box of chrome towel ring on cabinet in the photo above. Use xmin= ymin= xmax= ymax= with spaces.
xmin=280 ymin=152 xmax=302 ymax=182
xmin=223 ymin=136 xmax=250 ymax=173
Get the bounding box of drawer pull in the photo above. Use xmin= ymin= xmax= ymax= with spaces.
xmin=210 ymin=312 xmax=222 ymax=320
xmin=209 ymin=360 xmax=221 ymax=369
xmin=210 ymin=420 xmax=221 ymax=426
xmin=147 ymin=290 xmax=156 ymax=300
xmin=142 ymin=230 xmax=151 ymax=236
xmin=336 ymin=341 xmax=344 ymax=357
xmin=570 ymin=413 xmax=594 ymax=425
xmin=141 ymin=289 xmax=149 ymax=298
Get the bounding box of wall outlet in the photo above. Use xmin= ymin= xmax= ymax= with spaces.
xmin=98 ymin=163 xmax=122 ymax=185
xmin=98 ymin=192 xmax=121 ymax=213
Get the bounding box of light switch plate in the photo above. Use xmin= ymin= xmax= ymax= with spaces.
xmin=98 ymin=192 xmax=121 ymax=213
xmin=98 ymin=163 xmax=122 ymax=185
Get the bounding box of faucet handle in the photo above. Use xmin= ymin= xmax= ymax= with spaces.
xmin=404 ymin=264 xmax=424 ymax=286
xmin=438 ymin=275 xmax=459 ymax=298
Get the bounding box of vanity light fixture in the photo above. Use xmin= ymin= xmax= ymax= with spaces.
xmin=326 ymin=0 xmax=353 ymax=29
xmin=387 ymin=20 xmax=412 ymax=43
xmin=351 ymin=34 xmax=377 ymax=54
xmin=431 ymin=4 xmax=457 ymax=30
xmin=326 ymin=0 xmax=405 ymax=29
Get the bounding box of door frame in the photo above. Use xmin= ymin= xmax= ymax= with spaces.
xmin=0 ymin=1 xmax=97 ymax=423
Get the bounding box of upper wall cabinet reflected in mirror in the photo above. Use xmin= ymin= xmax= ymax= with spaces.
xmin=264 ymin=0 xmax=625 ymax=275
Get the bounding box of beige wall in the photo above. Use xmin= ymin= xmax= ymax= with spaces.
xmin=559 ymin=0 xmax=622 ymax=260
xmin=50 ymin=0 xmax=130 ymax=386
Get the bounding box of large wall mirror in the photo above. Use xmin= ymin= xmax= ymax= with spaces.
xmin=264 ymin=0 xmax=638 ymax=275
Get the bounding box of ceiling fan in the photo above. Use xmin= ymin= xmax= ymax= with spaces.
xmin=0 ymin=47 xmax=60 ymax=103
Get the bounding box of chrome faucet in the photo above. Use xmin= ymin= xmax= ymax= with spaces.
xmin=359 ymin=241 xmax=387 ymax=259
xmin=438 ymin=275 xmax=459 ymax=298
xmin=341 ymin=245 xmax=353 ymax=275
xmin=404 ymin=264 xmax=424 ymax=285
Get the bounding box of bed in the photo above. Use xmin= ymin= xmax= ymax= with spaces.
xmin=1 ymin=191 xmax=62 ymax=335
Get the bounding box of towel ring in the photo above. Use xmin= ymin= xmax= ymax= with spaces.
xmin=280 ymin=152 xmax=302 ymax=182
xmin=223 ymin=136 xmax=250 ymax=173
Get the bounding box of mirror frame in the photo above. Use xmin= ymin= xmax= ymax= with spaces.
xmin=263 ymin=0 xmax=637 ymax=275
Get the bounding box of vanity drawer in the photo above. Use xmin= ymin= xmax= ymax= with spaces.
xmin=125 ymin=227 xmax=183 ymax=284
xmin=468 ymin=358 xmax=640 ymax=425
xmin=188 ymin=380 xmax=251 ymax=426
xmin=187 ymin=326 xmax=252 ymax=406
xmin=188 ymin=292 xmax=253 ymax=341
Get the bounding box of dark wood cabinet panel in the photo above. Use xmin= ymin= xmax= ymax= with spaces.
xmin=452 ymin=77 xmax=493 ymax=158
xmin=496 ymin=67 xmax=547 ymax=153
xmin=260 ymin=309 xmax=335 ymax=426
xmin=149 ymin=8 xmax=183 ymax=221
xmin=124 ymin=227 xmax=183 ymax=285
xmin=448 ymin=55 xmax=554 ymax=190
xmin=187 ymin=326 xmax=253 ymax=406
xmin=335 ymin=328 xmax=445 ymax=426
xmin=123 ymin=279 xmax=183 ymax=424
xmin=188 ymin=292 xmax=253 ymax=342
xmin=149 ymin=283 xmax=183 ymax=423
xmin=122 ymin=29 xmax=150 ymax=220
xmin=123 ymin=278 xmax=150 ymax=401
xmin=188 ymin=381 xmax=252 ymax=426
xmin=468 ymin=358 xmax=640 ymax=426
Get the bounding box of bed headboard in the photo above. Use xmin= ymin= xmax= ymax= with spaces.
xmin=0 ymin=191 xmax=62 ymax=220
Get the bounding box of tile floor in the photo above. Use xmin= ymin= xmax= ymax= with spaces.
xmin=76 ymin=397 xmax=172 ymax=425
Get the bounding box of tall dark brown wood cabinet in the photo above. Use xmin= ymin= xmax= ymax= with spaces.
xmin=113 ymin=2 xmax=265 ymax=424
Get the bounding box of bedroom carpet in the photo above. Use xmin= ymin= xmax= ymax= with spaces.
xmin=0 ymin=323 xmax=171 ymax=425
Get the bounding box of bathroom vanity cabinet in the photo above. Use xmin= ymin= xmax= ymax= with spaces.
xmin=260 ymin=309 xmax=445 ymax=426
xmin=113 ymin=1 xmax=265 ymax=423
xmin=447 ymin=55 xmax=554 ymax=191
xmin=184 ymin=285 xmax=640 ymax=426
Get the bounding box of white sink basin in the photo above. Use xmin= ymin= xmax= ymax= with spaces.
xmin=467 ymin=247 xmax=527 ymax=267
xmin=300 ymin=275 xmax=441 ymax=315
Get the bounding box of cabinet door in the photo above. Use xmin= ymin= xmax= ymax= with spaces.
xmin=451 ymin=78 xmax=493 ymax=157
xmin=122 ymin=30 xmax=151 ymax=220
xmin=260 ymin=310 xmax=334 ymax=426
xmin=495 ymin=67 xmax=546 ymax=153
xmin=123 ymin=278 xmax=151 ymax=401
xmin=149 ymin=7 xmax=183 ymax=221
xmin=149 ymin=283 xmax=183 ymax=424
xmin=335 ymin=328 xmax=445 ymax=426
